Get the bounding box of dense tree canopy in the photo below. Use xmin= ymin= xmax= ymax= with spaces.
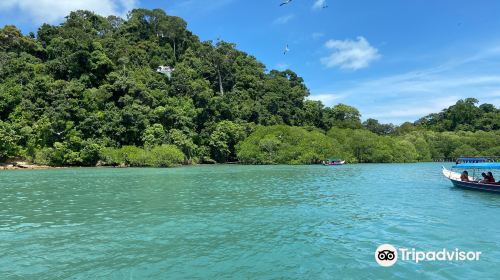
xmin=0 ymin=9 xmax=498 ymax=165
xmin=417 ymin=98 xmax=500 ymax=132
xmin=237 ymin=125 xmax=337 ymax=164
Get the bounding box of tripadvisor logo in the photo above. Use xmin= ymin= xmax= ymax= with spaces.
xmin=375 ymin=244 xmax=482 ymax=267
xmin=375 ymin=244 xmax=398 ymax=267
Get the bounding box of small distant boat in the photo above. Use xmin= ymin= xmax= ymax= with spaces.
xmin=442 ymin=157 xmax=500 ymax=193
xmin=323 ymin=158 xmax=345 ymax=166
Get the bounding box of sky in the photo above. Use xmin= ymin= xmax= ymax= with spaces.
xmin=1 ymin=0 xmax=500 ymax=124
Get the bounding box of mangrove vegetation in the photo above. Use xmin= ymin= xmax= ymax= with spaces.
xmin=0 ymin=9 xmax=499 ymax=166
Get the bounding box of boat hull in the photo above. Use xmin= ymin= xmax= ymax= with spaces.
xmin=449 ymin=179 xmax=500 ymax=193
xmin=323 ymin=161 xmax=345 ymax=166
xmin=442 ymin=167 xmax=500 ymax=193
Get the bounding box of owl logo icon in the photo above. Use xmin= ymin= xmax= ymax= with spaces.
xmin=375 ymin=244 xmax=398 ymax=267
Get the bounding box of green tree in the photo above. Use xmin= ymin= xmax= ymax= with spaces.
xmin=167 ymin=129 xmax=197 ymax=162
xmin=0 ymin=121 xmax=20 ymax=160
xmin=0 ymin=8 xmax=498 ymax=167
xmin=324 ymin=104 xmax=362 ymax=129
xmin=208 ymin=121 xmax=247 ymax=162
xmin=146 ymin=145 xmax=185 ymax=167
xmin=363 ymin=118 xmax=395 ymax=135
xmin=237 ymin=125 xmax=336 ymax=164
xmin=142 ymin=124 xmax=167 ymax=149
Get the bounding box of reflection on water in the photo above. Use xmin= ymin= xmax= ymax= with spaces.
xmin=1 ymin=163 xmax=500 ymax=279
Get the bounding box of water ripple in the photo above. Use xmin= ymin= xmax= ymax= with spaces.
xmin=1 ymin=164 xmax=499 ymax=279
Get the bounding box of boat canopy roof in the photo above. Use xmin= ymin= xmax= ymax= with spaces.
xmin=457 ymin=157 xmax=489 ymax=162
xmin=328 ymin=158 xmax=342 ymax=162
xmin=452 ymin=162 xmax=500 ymax=170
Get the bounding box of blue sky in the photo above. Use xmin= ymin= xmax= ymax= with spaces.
xmin=1 ymin=0 xmax=500 ymax=123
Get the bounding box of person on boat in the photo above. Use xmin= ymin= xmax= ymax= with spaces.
xmin=479 ymin=173 xmax=489 ymax=183
xmin=487 ymin=172 xmax=495 ymax=183
xmin=460 ymin=171 xmax=470 ymax=182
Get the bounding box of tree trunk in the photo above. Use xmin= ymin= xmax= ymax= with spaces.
xmin=173 ymin=39 xmax=177 ymax=62
xmin=217 ymin=66 xmax=224 ymax=95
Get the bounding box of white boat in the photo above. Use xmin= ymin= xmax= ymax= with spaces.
xmin=442 ymin=161 xmax=500 ymax=193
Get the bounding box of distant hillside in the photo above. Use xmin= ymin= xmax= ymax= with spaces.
xmin=416 ymin=98 xmax=499 ymax=132
xmin=0 ymin=9 xmax=498 ymax=165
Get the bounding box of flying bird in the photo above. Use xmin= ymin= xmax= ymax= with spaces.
xmin=283 ymin=44 xmax=290 ymax=55
xmin=312 ymin=0 xmax=329 ymax=9
xmin=280 ymin=0 xmax=292 ymax=6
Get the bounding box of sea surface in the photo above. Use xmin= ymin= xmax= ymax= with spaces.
xmin=1 ymin=163 xmax=499 ymax=279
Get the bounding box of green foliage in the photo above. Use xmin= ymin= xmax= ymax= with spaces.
xmin=208 ymin=121 xmax=247 ymax=162
xmin=417 ymin=98 xmax=499 ymax=131
xmin=147 ymin=145 xmax=185 ymax=167
xmin=392 ymin=140 xmax=419 ymax=163
xmin=324 ymin=104 xmax=362 ymax=129
xmin=325 ymin=127 xmax=494 ymax=163
xmin=167 ymin=129 xmax=197 ymax=161
xmin=0 ymin=9 xmax=498 ymax=166
xmin=142 ymin=124 xmax=167 ymax=149
xmin=237 ymin=125 xmax=336 ymax=164
xmin=99 ymin=147 xmax=126 ymax=166
xmin=30 ymin=139 xmax=104 ymax=166
xmin=99 ymin=145 xmax=184 ymax=167
xmin=363 ymin=118 xmax=395 ymax=135
xmin=0 ymin=121 xmax=20 ymax=160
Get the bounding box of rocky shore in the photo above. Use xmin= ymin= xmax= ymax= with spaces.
xmin=0 ymin=161 xmax=58 ymax=170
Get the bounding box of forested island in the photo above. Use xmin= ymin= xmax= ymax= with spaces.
xmin=0 ymin=9 xmax=499 ymax=167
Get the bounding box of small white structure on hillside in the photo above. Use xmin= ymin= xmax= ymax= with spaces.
xmin=156 ymin=66 xmax=175 ymax=79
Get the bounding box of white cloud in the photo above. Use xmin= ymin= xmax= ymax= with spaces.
xmin=273 ymin=14 xmax=295 ymax=25
xmin=312 ymin=71 xmax=500 ymax=123
xmin=310 ymin=46 xmax=500 ymax=123
xmin=320 ymin=36 xmax=380 ymax=70
xmin=365 ymin=96 xmax=460 ymax=120
xmin=0 ymin=0 xmax=137 ymax=23
xmin=312 ymin=0 xmax=326 ymax=10
xmin=307 ymin=93 xmax=346 ymax=105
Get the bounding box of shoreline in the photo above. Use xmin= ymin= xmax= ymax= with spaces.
xmin=0 ymin=161 xmax=450 ymax=171
xmin=0 ymin=162 xmax=61 ymax=170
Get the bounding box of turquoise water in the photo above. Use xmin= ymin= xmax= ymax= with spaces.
xmin=1 ymin=163 xmax=499 ymax=279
